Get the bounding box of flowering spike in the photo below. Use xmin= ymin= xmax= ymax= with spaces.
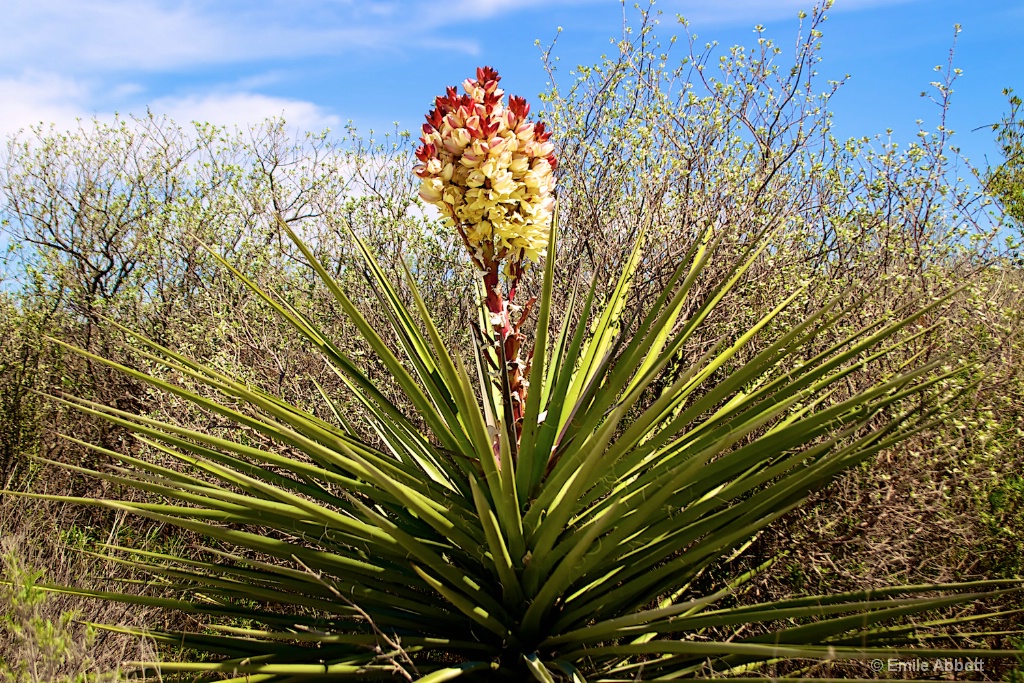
xmin=414 ymin=67 xmax=557 ymax=453
xmin=414 ymin=67 xmax=557 ymax=271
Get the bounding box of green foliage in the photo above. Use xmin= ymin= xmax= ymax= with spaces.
xmin=17 ymin=207 xmax=1020 ymax=681
xmin=981 ymin=474 xmax=1024 ymax=579
xmin=1007 ymin=639 xmax=1024 ymax=683
xmin=987 ymin=89 xmax=1024 ymax=241
xmin=0 ymin=543 xmax=118 ymax=683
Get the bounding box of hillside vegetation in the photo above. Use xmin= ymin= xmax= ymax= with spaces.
xmin=1 ymin=5 xmax=1022 ymax=680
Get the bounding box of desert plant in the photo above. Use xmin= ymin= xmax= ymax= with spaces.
xmin=8 ymin=63 xmax=1023 ymax=683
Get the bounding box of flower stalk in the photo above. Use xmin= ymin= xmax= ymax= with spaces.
xmin=483 ymin=258 xmax=535 ymax=457
xmin=414 ymin=66 xmax=556 ymax=462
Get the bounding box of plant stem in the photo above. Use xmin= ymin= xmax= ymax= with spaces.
xmin=482 ymin=263 xmax=529 ymax=465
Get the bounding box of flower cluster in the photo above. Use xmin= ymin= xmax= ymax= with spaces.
xmin=414 ymin=66 xmax=557 ymax=272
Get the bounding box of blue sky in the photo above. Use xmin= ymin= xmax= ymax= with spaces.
xmin=1 ymin=0 xmax=1021 ymax=172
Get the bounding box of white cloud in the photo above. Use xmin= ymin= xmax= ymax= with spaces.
xmin=2 ymin=0 xmax=592 ymax=75
xmin=0 ymin=72 xmax=93 ymax=138
xmin=146 ymin=92 xmax=342 ymax=132
xmin=0 ymin=0 xmax=594 ymax=139
xmin=1 ymin=0 xmax=228 ymax=71
xmin=0 ymin=73 xmax=341 ymax=140
xmin=1 ymin=1 xmax=398 ymax=74
xmin=0 ymin=0 xmax=491 ymax=74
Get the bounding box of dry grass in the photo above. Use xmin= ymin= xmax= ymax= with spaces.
xmin=0 ymin=498 xmax=162 ymax=681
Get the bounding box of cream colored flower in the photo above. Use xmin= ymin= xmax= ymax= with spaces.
xmin=414 ymin=66 xmax=557 ymax=272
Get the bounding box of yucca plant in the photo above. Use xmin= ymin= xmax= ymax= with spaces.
xmin=11 ymin=66 xmax=1022 ymax=681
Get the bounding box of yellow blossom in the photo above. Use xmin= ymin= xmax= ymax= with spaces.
xmin=414 ymin=66 xmax=557 ymax=272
